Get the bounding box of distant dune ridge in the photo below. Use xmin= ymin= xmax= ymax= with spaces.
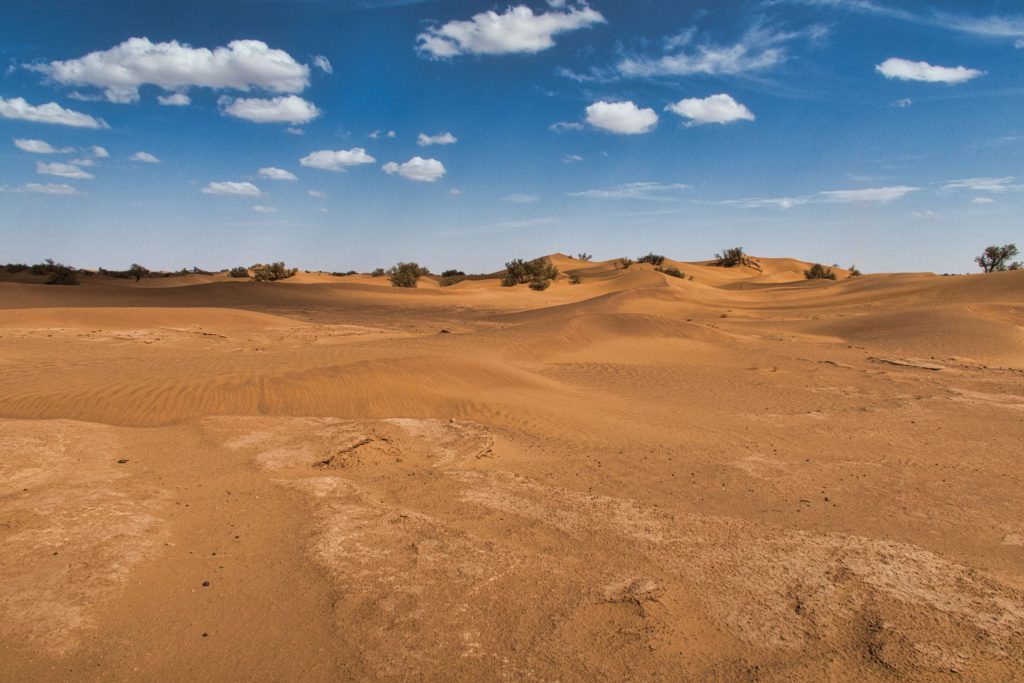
xmin=1 ymin=252 xmax=1023 ymax=680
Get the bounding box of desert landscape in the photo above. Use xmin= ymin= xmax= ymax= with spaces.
xmin=1 ymin=254 xmax=1022 ymax=680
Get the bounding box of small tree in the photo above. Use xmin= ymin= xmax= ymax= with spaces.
xmin=229 ymin=266 xmax=249 ymax=278
xmin=44 ymin=261 xmax=79 ymax=285
xmin=128 ymin=263 xmax=150 ymax=282
xmin=616 ymin=257 xmax=633 ymax=270
xmin=714 ymin=247 xmax=746 ymax=267
xmin=502 ymin=258 xmax=557 ymax=287
xmin=576 ymin=253 xmax=592 ymax=262
xmin=251 ymin=262 xmax=297 ymax=282
xmin=388 ymin=261 xmax=428 ymax=287
xmin=975 ymin=244 xmax=1021 ymax=273
xmin=371 ymin=267 xmax=385 ymax=277
xmin=637 ymin=253 xmax=666 ymax=266
xmin=804 ymin=263 xmax=837 ymax=280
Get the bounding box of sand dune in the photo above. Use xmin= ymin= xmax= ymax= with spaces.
xmin=1 ymin=258 xmax=1022 ymax=680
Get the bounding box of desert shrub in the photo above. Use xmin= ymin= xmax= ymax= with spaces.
xmin=29 ymin=259 xmax=54 ymax=276
xmin=229 ymin=266 xmax=250 ymax=278
xmin=656 ymin=266 xmax=685 ymax=278
xmin=44 ymin=261 xmax=79 ymax=285
xmin=440 ymin=274 xmax=465 ymax=287
xmin=713 ymin=247 xmax=748 ymax=267
xmin=848 ymin=264 xmax=862 ymax=277
xmin=371 ymin=267 xmax=385 ymax=277
xmin=441 ymin=269 xmax=465 ymax=278
xmin=976 ymin=244 xmax=1021 ymax=273
xmin=129 ymin=263 xmax=150 ymax=282
xmin=251 ymin=261 xmax=297 ymax=282
xmin=616 ymin=257 xmax=633 ymax=269
xmin=5 ymin=263 xmax=28 ymax=273
xmin=576 ymin=253 xmax=592 ymax=261
xmin=329 ymin=270 xmax=358 ymax=277
xmin=638 ymin=252 xmax=666 ymax=266
xmin=502 ymin=258 xmax=558 ymax=287
xmin=804 ymin=263 xmax=836 ymax=280
xmin=569 ymin=273 xmax=582 ymax=284
xmin=529 ymin=277 xmax=551 ymax=291
xmin=388 ymin=261 xmax=429 ymax=287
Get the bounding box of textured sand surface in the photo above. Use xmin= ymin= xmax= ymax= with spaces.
xmin=1 ymin=256 xmax=1022 ymax=681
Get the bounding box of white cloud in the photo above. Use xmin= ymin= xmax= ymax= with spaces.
xmin=285 ymin=127 xmax=304 ymax=135
xmin=971 ymin=197 xmax=995 ymax=204
xmin=417 ymin=4 xmax=605 ymax=58
xmin=616 ymin=24 xmax=820 ymax=78
xmin=504 ymin=193 xmax=540 ymax=203
xmin=201 ymin=181 xmax=262 ymax=196
xmin=259 ymin=166 xmax=297 ymax=181
xmin=387 ymin=130 xmax=396 ymax=138
xmin=892 ymin=98 xmax=913 ymax=108
xmin=417 ymin=131 xmax=457 ymax=146
xmin=300 ymin=148 xmax=376 ymax=172
xmin=944 ymin=176 xmax=1022 ymax=192
xmin=253 ymin=205 xmax=278 ymax=213
xmin=91 ymin=145 xmax=109 ymax=158
xmin=665 ymin=93 xmax=755 ymax=126
xmin=549 ymin=121 xmax=584 ymax=132
xmin=220 ymin=95 xmax=321 ymax=124
xmin=722 ymin=196 xmax=809 ymax=209
xmin=312 ymin=55 xmax=333 ymax=74
xmin=875 ymin=58 xmax=983 ymax=84
xmin=307 ymin=190 xmax=327 ymax=199
xmin=31 ymin=37 xmax=310 ymax=103
xmin=0 ymin=96 xmax=107 ymax=128
xmin=585 ymin=100 xmax=658 ymax=134
xmin=37 ymin=161 xmax=94 ymax=179
xmin=449 ymin=188 xmax=462 ymax=195
xmin=382 ymin=156 xmax=446 ymax=182
xmin=130 ymin=151 xmax=160 ymax=163
xmin=13 ymin=138 xmax=72 ymax=154
xmin=1 ymin=182 xmax=81 ymax=195
xmin=819 ymin=186 xmax=920 ymax=203
xmin=157 ymin=92 xmax=191 ymax=106
xmin=569 ymin=181 xmax=690 ymax=200
xmin=562 ymin=153 xmax=584 ymax=163
xmin=69 ymin=158 xmax=94 ymax=167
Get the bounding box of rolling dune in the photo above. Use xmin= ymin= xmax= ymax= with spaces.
xmin=1 ymin=258 xmax=1022 ymax=681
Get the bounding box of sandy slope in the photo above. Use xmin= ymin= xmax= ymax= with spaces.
xmin=1 ymin=260 xmax=1022 ymax=681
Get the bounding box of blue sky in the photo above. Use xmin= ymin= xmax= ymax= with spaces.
xmin=1 ymin=0 xmax=1021 ymax=273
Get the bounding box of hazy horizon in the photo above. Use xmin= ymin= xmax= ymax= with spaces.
xmin=1 ymin=0 xmax=1021 ymax=274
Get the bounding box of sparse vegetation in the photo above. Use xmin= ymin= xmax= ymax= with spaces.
xmin=439 ymin=274 xmax=466 ymax=287
xmin=529 ymin=277 xmax=551 ymax=291
xmin=441 ymin=269 xmax=465 ymax=278
xmin=229 ymin=267 xmax=250 ymax=278
xmin=569 ymin=273 xmax=582 ymax=284
xmin=637 ymin=253 xmax=666 ymax=266
xmin=330 ymin=270 xmax=358 ymax=277
xmin=251 ymin=262 xmax=297 ymax=282
xmin=656 ymin=266 xmax=685 ymax=279
xmin=44 ymin=261 xmax=79 ymax=285
xmin=5 ymin=263 xmax=28 ymax=273
xmin=371 ymin=268 xmax=385 ymax=277
xmin=976 ymin=244 xmax=1021 ymax=273
xmin=616 ymin=257 xmax=633 ymax=270
xmin=713 ymin=247 xmax=760 ymax=270
xmin=576 ymin=253 xmax=592 ymax=262
xmin=388 ymin=261 xmax=429 ymax=287
xmin=502 ymin=258 xmax=558 ymax=288
xmin=129 ymin=263 xmax=150 ymax=282
xmin=848 ymin=264 xmax=862 ymax=277
xmin=804 ymin=263 xmax=837 ymax=280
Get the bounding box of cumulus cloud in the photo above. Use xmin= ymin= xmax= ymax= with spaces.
xmin=220 ymin=95 xmax=321 ymax=124
xmin=201 ymin=181 xmax=263 ymax=196
xmin=616 ymin=23 xmax=822 ymax=78
xmin=253 ymin=205 xmax=278 ymax=213
xmin=585 ymin=100 xmax=658 ymax=134
xmin=665 ymin=93 xmax=755 ymax=125
xmin=382 ymin=156 xmax=446 ymax=182
xmin=569 ymin=181 xmax=690 ymax=200
xmin=36 ymin=161 xmax=94 ymax=179
xmin=31 ymin=38 xmax=311 ymax=103
xmin=312 ymin=55 xmax=333 ymax=74
xmin=157 ymin=92 xmax=191 ymax=106
xmin=875 ymin=58 xmax=983 ymax=84
xmin=130 ymin=151 xmax=160 ymax=163
xmin=0 ymin=96 xmax=107 ymax=128
xmin=259 ymin=166 xmax=297 ymax=181
xmin=417 ymin=131 xmax=457 ymax=146
xmin=91 ymin=145 xmax=109 ymax=158
xmin=300 ymin=148 xmax=376 ymax=172
xmin=417 ymin=4 xmax=605 ymax=58
xmin=13 ymin=138 xmax=72 ymax=154
xmin=1 ymin=182 xmax=80 ymax=195
xmin=944 ymin=176 xmax=1021 ymax=192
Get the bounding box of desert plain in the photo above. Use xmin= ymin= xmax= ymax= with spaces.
xmin=1 ymin=254 xmax=1023 ymax=681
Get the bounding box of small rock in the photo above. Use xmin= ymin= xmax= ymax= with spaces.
xmin=202 ymin=580 xmax=210 ymax=587
xmin=117 ymin=459 xmax=129 ymax=464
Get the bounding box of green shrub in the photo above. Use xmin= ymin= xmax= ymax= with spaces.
xmin=502 ymin=258 xmax=558 ymax=286
xmin=569 ymin=273 xmax=582 ymax=284
xmin=848 ymin=264 xmax=862 ymax=277
xmin=576 ymin=253 xmax=592 ymax=261
xmin=388 ymin=261 xmax=429 ymax=287
xmin=5 ymin=263 xmax=28 ymax=273
xmin=713 ymin=247 xmax=747 ymax=267
xmin=229 ymin=266 xmax=250 ymax=278
xmin=656 ymin=266 xmax=685 ymax=279
xmin=441 ymin=269 xmax=465 ymax=277
xmin=44 ymin=261 xmax=79 ymax=285
xmin=804 ymin=263 xmax=836 ymax=280
xmin=251 ymin=262 xmax=297 ymax=282
xmin=638 ymin=253 xmax=666 ymax=266
xmin=371 ymin=267 xmax=385 ymax=277
xmin=440 ymin=274 xmax=465 ymax=287
xmin=976 ymin=244 xmax=1020 ymax=273
xmin=616 ymin=257 xmax=633 ymax=269
xmin=529 ymin=277 xmax=551 ymax=291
